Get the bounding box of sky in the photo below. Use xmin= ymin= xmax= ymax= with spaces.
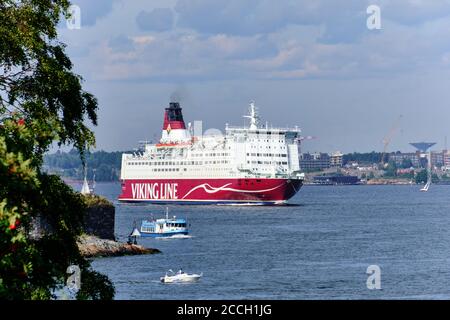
xmin=57 ymin=0 xmax=450 ymax=154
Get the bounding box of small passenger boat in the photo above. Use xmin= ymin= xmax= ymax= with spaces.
xmin=140 ymin=208 xmax=189 ymax=238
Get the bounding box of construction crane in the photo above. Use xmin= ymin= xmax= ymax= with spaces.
xmin=380 ymin=115 xmax=402 ymax=166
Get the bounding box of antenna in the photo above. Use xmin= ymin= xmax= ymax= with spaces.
xmin=243 ymin=101 xmax=259 ymax=130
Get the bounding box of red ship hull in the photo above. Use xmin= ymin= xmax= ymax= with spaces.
xmin=118 ymin=178 xmax=303 ymax=205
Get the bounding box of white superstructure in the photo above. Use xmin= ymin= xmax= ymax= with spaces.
xmin=120 ymin=102 xmax=303 ymax=180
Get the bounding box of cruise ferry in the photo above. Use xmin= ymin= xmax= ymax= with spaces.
xmin=118 ymin=101 xmax=304 ymax=205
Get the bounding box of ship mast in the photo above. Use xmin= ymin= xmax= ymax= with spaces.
xmin=243 ymin=101 xmax=259 ymax=130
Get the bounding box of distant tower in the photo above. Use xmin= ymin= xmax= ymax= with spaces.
xmin=410 ymin=142 xmax=436 ymax=153
xmin=410 ymin=142 xmax=436 ymax=167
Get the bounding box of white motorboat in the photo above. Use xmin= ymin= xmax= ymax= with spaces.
xmin=160 ymin=269 xmax=202 ymax=283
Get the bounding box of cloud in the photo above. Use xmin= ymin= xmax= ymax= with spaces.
xmin=136 ymin=8 xmax=174 ymax=32
xmin=64 ymin=0 xmax=450 ymax=83
xmin=174 ymin=0 xmax=369 ymax=43
xmin=108 ymin=34 xmax=135 ymax=53
xmin=379 ymin=0 xmax=450 ymax=25
xmin=71 ymin=0 xmax=119 ymax=27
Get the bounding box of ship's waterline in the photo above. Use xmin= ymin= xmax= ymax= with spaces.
xmin=119 ymin=178 xmax=303 ymax=204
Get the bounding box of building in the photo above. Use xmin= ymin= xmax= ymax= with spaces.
xmin=443 ymin=150 xmax=450 ymax=167
xmin=330 ymin=151 xmax=343 ymax=167
xmin=431 ymin=151 xmax=444 ymax=167
xmin=389 ymin=152 xmax=420 ymax=167
xmin=299 ymin=152 xmax=330 ymax=170
xmin=389 ymin=150 xmax=446 ymax=168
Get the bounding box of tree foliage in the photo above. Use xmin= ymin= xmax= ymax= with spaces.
xmin=0 ymin=0 xmax=114 ymax=299
xmin=44 ymin=149 xmax=126 ymax=181
xmin=383 ymin=160 xmax=398 ymax=178
xmin=415 ymin=169 xmax=428 ymax=184
xmin=343 ymin=152 xmax=384 ymax=165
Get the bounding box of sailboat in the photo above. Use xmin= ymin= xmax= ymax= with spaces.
xmin=420 ymin=151 xmax=432 ymax=192
xmin=80 ymin=167 xmax=95 ymax=195
xmin=420 ymin=180 xmax=430 ymax=192
xmin=80 ymin=175 xmax=91 ymax=195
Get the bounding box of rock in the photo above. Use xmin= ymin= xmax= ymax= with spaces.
xmin=77 ymin=235 xmax=161 ymax=258
xmin=82 ymin=194 xmax=116 ymax=240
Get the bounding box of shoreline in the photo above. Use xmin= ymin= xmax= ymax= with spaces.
xmin=77 ymin=235 xmax=161 ymax=258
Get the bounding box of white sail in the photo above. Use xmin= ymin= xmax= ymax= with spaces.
xmin=81 ymin=176 xmax=91 ymax=195
xmin=420 ymin=151 xmax=432 ymax=192
xmin=81 ymin=166 xmax=91 ymax=195
xmin=420 ymin=181 xmax=430 ymax=192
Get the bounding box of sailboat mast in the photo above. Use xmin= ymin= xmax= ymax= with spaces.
xmin=427 ymin=151 xmax=432 ymax=183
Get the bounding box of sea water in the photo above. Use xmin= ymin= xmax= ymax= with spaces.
xmin=88 ymin=183 xmax=450 ymax=300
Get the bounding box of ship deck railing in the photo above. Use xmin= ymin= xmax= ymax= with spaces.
xmin=225 ymin=125 xmax=301 ymax=133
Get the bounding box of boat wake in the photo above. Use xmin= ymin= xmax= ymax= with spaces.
xmin=155 ymin=234 xmax=193 ymax=240
xmin=217 ymin=202 xmax=266 ymax=206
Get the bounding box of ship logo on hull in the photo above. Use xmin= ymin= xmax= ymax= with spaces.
xmin=131 ymin=183 xmax=178 ymax=200
xmin=181 ymin=182 xmax=286 ymax=199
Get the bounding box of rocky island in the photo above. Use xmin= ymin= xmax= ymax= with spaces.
xmin=79 ymin=194 xmax=160 ymax=258
xmin=77 ymin=235 xmax=160 ymax=258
